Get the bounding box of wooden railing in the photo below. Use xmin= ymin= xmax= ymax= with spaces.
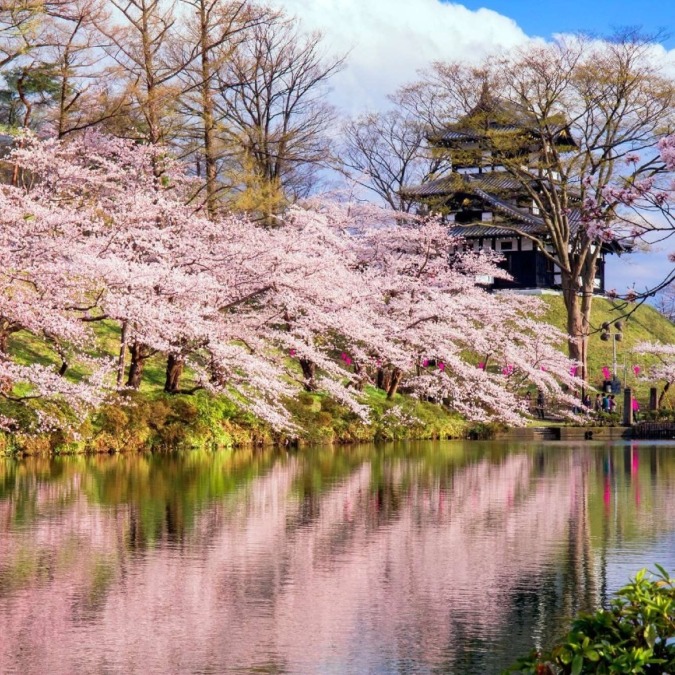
xmin=632 ymin=422 xmax=675 ymax=440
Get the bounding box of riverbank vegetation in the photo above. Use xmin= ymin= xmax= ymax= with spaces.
xmin=0 ymin=387 xmax=471 ymax=455
xmin=510 ymin=567 xmax=675 ymax=674
xmin=2 ymin=5 xmax=675 ymax=453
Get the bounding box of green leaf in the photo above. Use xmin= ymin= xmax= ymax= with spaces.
xmin=654 ymin=563 xmax=670 ymax=581
xmin=585 ymin=649 xmax=600 ymax=662
xmin=571 ymin=654 xmax=584 ymax=675
xmin=644 ymin=624 xmax=657 ymax=649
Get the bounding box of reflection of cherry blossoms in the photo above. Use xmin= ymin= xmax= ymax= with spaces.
xmin=2 ymin=445 xmax=674 ymax=672
xmin=0 ymin=449 xmax=583 ymax=673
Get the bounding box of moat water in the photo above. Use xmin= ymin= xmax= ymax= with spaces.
xmin=0 ymin=440 xmax=674 ymax=674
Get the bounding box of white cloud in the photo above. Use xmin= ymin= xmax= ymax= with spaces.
xmin=271 ymin=0 xmax=529 ymax=113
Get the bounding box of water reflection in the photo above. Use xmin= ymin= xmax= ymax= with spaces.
xmin=0 ymin=442 xmax=674 ymax=673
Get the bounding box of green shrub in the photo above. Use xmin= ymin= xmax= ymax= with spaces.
xmin=466 ymin=421 xmax=505 ymax=440
xmin=591 ymin=412 xmax=622 ymax=427
xmin=641 ymin=409 xmax=675 ymax=423
xmin=90 ymin=391 xmax=249 ymax=452
xmin=509 ymin=566 xmax=675 ymax=674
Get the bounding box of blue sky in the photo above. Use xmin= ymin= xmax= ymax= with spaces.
xmin=457 ymin=0 xmax=675 ymax=48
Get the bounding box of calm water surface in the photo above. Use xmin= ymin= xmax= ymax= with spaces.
xmin=0 ymin=441 xmax=674 ymax=674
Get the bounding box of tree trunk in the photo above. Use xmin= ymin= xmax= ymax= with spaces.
xmin=116 ymin=320 xmax=129 ymax=388
xmin=0 ymin=329 xmax=9 ymax=354
xmin=561 ymin=272 xmax=590 ymax=381
xmin=199 ymin=1 xmax=218 ymax=220
xmin=209 ymin=355 xmax=226 ymax=388
xmin=386 ymin=368 xmax=403 ymax=399
xmin=164 ymin=353 xmax=184 ymax=394
xmin=17 ymin=70 xmax=33 ymax=128
xmin=353 ymin=361 xmax=365 ymax=391
xmin=377 ymin=367 xmax=392 ymax=392
xmin=561 ymin=252 xmax=599 ymax=386
xmin=299 ymin=358 xmax=316 ymax=391
xmin=57 ymin=42 xmax=73 ymax=139
xmin=659 ymin=382 xmax=670 ymax=409
xmin=127 ymin=341 xmax=148 ymax=389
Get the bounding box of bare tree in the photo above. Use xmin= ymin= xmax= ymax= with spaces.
xmin=97 ymin=0 xmax=180 ymax=145
xmin=214 ymin=13 xmax=344 ymax=220
xmin=0 ymin=1 xmax=47 ymax=70
xmin=340 ymin=103 xmax=442 ymax=212
xmin=175 ymin=0 xmax=271 ymax=218
xmin=45 ymin=0 xmax=125 ymax=138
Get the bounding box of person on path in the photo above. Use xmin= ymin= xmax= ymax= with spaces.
xmin=536 ymin=389 xmax=545 ymax=420
xmin=594 ymin=393 xmax=602 ymax=412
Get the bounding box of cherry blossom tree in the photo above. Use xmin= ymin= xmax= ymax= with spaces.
xmin=342 ymin=207 xmax=581 ymax=423
xmin=0 ymin=131 xmax=582 ymax=432
xmin=633 ymin=342 xmax=675 ymax=409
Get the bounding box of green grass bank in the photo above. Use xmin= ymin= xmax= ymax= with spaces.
xmin=540 ymin=295 xmax=675 ymax=404
xmin=0 ymin=387 xmax=470 ymax=456
xmin=1 ymin=294 xmax=673 ymax=456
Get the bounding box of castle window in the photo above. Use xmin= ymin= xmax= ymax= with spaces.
xmin=481 ymin=212 xmax=493 ymax=222
xmin=500 ymin=241 xmax=513 ymax=251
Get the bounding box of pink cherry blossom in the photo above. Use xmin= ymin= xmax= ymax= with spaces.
xmin=0 ymin=132 xmax=583 ymax=430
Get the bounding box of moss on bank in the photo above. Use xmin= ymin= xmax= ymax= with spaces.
xmin=0 ymin=387 xmax=471 ymax=456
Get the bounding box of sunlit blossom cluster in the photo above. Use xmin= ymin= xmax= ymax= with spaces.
xmin=0 ymin=132 xmax=582 ymax=431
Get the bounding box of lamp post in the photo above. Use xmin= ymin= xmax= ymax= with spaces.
xmin=601 ymin=320 xmax=623 ymax=388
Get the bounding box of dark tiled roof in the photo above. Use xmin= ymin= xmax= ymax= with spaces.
xmin=467 ymin=172 xmax=525 ymax=192
xmin=403 ymin=167 xmax=610 ymax=245
xmin=402 ymin=170 xmax=530 ymax=198
xmin=402 ymin=174 xmax=460 ymax=197
xmin=427 ymin=93 xmax=576 ymax=149
xmin=429 ymin=129 xmax=476 ymax=143
xmin=449 ymin=222 xmax=542 ymax=237
xmin=449 ymin=205 xmax=583 ymax=239
xmin=470 ymin=184 xmax=544 ymax=227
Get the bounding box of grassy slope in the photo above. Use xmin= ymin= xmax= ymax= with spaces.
xmin=539 ymin=295 xmax=675 ymax=404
